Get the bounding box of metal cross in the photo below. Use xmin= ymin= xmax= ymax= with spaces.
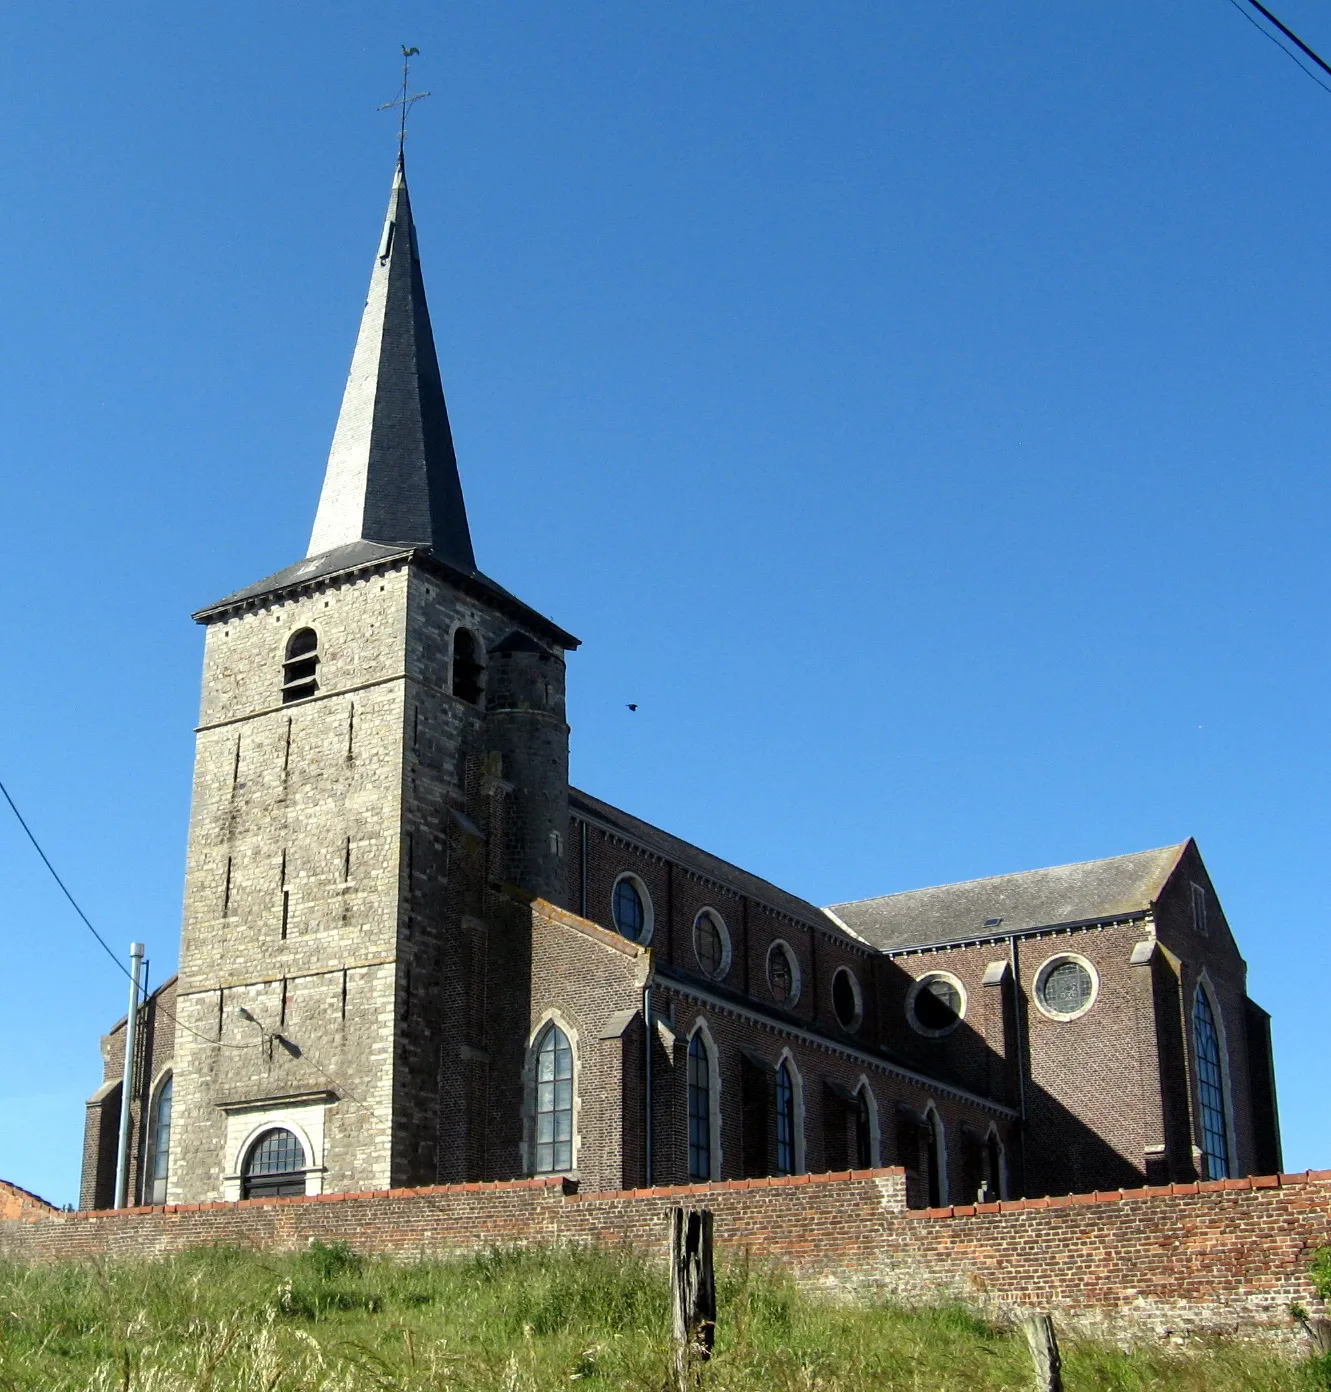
xmin=379 ymin=45 xmax=430 ymax=155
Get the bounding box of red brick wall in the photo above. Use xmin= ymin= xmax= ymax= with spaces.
xmin=0 ymin=1180 xmax=56 ymax=1222
xmin=6 ymin=1169 xmax=1329 ymax=1347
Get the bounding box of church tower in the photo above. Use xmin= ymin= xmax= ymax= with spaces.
xmin=167 ymin=156 xmax=577 ymax=1203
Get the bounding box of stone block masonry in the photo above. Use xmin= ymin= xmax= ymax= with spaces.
xmin=4 ymin=1169 xmax=1329 ymax=1348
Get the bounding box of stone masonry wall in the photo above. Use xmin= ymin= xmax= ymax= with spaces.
xmin=3 ymin=1170 xmax=1329 ymax=1347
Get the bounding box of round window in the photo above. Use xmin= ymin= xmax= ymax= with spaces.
xmin=832 ymin=967 xmax=862 ymax=1031
xmin=767 ymin=941 xmax=800 ymax=1004
xmin=612 ymin=875 xmax=651 ymax=943
xmin=906 ymin=972 xmax=965 ymax=1037
xmin=1034 ymin=954 xmax=1097 ymax=1020
xmin=692 ymin=910 xmax=730 ymax=979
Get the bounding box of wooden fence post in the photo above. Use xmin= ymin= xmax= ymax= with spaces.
xmin=1019 ymin=1312 xmax=1063 ymax=1392
xmin=668 ymin=1207 xmax=716 ymax=1391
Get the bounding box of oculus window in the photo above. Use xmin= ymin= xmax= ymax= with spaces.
xmin=906 ymin=973 xmax=965 ymax=1037
xmin=832 ymin=967 xmax=863 ymax=1032
xmin=766 ymin=942 xmax=800 ymax=1005
xmin=692 ymin=910 xmax=729 ymax=979
xmin=534 ymin=1022 xmax=574 ymax=1174
xmin=242 ymin=1128 xmax=307 ymax=1199
xmin=612 ymin=875 xmax=650 ymax=944
xmin=1034 ymin=954 xmax=1098 ymax=1021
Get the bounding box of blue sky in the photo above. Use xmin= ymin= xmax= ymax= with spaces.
xmin=0 ymin=1 xmax=1327 ymax=1206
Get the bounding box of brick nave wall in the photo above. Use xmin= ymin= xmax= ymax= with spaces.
xmin=3 ymin=1169 xmax=1329 ymax=1348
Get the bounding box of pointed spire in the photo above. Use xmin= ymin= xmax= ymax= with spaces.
xmin=308 ymin=156 xmax=476 ymax=570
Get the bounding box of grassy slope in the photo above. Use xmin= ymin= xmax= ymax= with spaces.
xmin=0 ymin=1243 xmax=1324 ymax=1391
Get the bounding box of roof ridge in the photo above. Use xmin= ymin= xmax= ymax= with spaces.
xmin=826 ymin=841 xmax=1190 ymax=910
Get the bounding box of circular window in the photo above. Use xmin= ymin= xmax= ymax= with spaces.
xmin=906 ymin=972 xmax=966 ymax=1037
xmin=767 ymin=941 xmax=801 ymax=1005
xmin=832 ymin=967 xmax=863 ymax=1031
xmin=692 ymin=909 xmax=731 ymax=979
xmin=1034 ymin=954 xmax=1098 ymax=1020
xmin=611 ymin=874 xmax=653 ymax=944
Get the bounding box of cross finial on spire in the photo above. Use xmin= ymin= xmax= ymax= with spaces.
xmin=378 ymin=45 xmax=430 ymax=157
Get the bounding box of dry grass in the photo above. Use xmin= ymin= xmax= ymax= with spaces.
xmin=0 ymin=1242 xmax=1323 ymax=1391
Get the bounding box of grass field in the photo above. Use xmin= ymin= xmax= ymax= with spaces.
xmin=0 ymin=1242 xmax=1324 ymax=1391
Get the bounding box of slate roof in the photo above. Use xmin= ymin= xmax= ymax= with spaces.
xmin=569 ymin=789 xmax=845 ymax=939
xmin=826 ymin=842 xmax=1189 ymax=952
xmin=307 ymin=154 xmax=475 ymax=569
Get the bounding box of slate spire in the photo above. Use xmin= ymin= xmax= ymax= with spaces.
xmin=307 ymin=155 xmax=476 ymax=570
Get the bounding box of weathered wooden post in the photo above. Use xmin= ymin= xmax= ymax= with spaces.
xmin=1020 ymin=1312 xmax=1063 ymax=1392
xmin=668 ymin=1207 xmax=716 ymax=1391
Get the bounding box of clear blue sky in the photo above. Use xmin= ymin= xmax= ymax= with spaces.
xmin=0 ymin=1 xmax=1326 ymax=1206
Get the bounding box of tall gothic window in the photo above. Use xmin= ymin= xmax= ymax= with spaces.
xmin=925 ymin=1109 xmax=944 ymax=1208
xmin=853 ymin=1086 xmax=873 ymax=1170
xmin=144 ymin=1074 xmax=172 ymax=1205
xmin=1193 ymin=986 xmax=1231 ymax=1180
xmin=281 ymin=629 xmax=320 ymax=704
xmin=687 ymin=1032 xmax=712 ymax=1181
xmin=534 ymin=1022 xmax=574 ymax=1174
xmin=775 ymin=1060 xmax=796 ymax=1176
xmin=451 ymin=629 xmax=483 ymax=705
xmin=242 ymin=1128 xmax=307 ymax=1199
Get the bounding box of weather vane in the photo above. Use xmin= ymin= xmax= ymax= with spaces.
xmin=379 ymin=45 xmax=430 ymax=156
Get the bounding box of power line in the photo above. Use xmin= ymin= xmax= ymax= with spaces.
xmin=0 ymin=772 xmax=383 ymax=1123
xmin=1225 ymin=0 xmax=1331 ymax=97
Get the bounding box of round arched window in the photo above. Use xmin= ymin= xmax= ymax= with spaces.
xmin=612 ymin=875 xmax=651 ymax=943
xmin=241 ymin=1127 xmax=307 ymax=1199
xmin=906 ymin=972 xmax=965 ymax=1037
xmin=1034 ymin=954 xmax=1098 ymax=1021
xmin=767 ymin=941 xmax=800 ymax=1004
xmin=832 ymin=967 xmax=863 ymax=1031
xmin=692 ymin=910 xmax=730 ymax=979
xmin=281 ymin=628 xmax=320 ymax=704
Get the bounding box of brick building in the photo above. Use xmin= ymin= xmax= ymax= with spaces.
xmin=81 ymin=155 xmax=1281 ymax=1212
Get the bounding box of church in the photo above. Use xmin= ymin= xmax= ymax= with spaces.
xmin=80 ymin=154 xmax=1282 ymax=1213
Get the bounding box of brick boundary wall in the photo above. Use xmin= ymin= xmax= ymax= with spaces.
xmin=2 ymin=1170 xmax=1329 ymax=1347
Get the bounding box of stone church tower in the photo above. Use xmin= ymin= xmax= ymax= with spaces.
xmin=167 ymin=156 xmax=578 ymax=1202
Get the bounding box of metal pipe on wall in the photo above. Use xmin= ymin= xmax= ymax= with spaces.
xmin=113 ymin=942 xmax=145 ymax=1209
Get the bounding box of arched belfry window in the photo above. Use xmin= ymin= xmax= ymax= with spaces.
xmin=282 ymin=629 xmax=320 ymax=704
xmin=687 ymin=1031 xmax=713 ymax=1181
xmin=534 ymin=1022 xmax=574 ymax=1174
xmin=1193 ymin=986 xmax=1231 ymax=1180
xmin=241 ymin=1127 xmax=307 ymax=1199
xmin=144 ymin=1074 xmax=172 ymax=1205
xmin=451 ymin=629 xmax=483 ymax=705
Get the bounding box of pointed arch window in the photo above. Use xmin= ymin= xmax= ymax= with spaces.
xmin=775 ymin=1060 xmax=796 ymax=1176
xmin=1193 ymin=986 xmax=1231 ymax=1180
xmin=451 ymin=629 xmax=484 ymax=705
xmin=144 ymin=1074 xmax=172 ymax=1205
xmin=853 ymin=1086 xmax=873 ymax=1170
xmin=687 ymin=1032 xmax=713 ymax=1181
xmin=925 ymin=1109 xmax=945 ymax=1208
xmin=282 ymin=629 xmax=320 ymax=703
xmin=534 ymin=1022 xmax=574 ymax=1174
xmin=242 ymin=1127 xmax=307 ymax=1199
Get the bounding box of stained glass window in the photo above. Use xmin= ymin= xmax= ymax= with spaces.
xmin=534 ymin=1022 xmax=574 ymax=1174
xmin=1193 ymin=987 xmax=1230 ymax=1180
xmin=613 ymin=878 xmax=645 ymax=942
xmin=1038 ymin=959 xmax=1094 ymax=1017
xmin=775 ymin=1061 xmax=796 ymax=1175
xmin=688 ymin=1032 xmax=712 ymax=1181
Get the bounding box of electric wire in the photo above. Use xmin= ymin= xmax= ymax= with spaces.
xmin=1224 ymin=0 xmax=1331 ymax=96
xmin=0 ymin=773 xmax=382 ymax=1121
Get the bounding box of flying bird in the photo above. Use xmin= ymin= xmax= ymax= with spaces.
xmin=626 ymin=704 xmax=638 ymax=712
